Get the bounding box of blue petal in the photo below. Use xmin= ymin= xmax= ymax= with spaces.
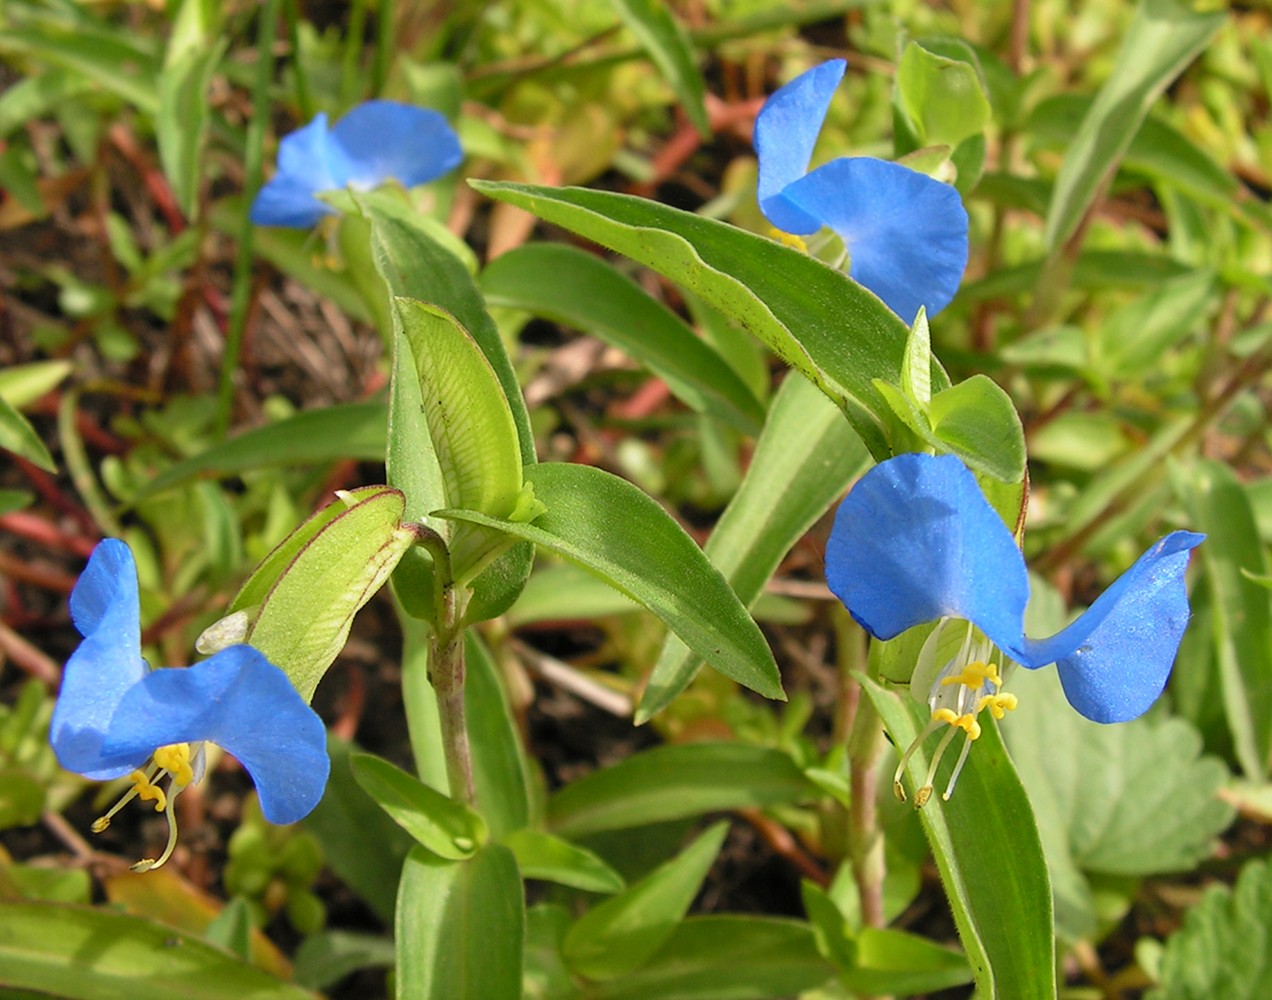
xmin=101 ymin=646 xmax=330 ymax=824
xmin=1019 ymin=531 xmax=1204 ymax=723
xmin=826 ymin=453 xmax=1029 ymax=652
xmin=329 ymin=100 xmax=462 ymax=191
xmin=754 ymin=59 xmax=846 ymax=235
xmin=250 ymin=114 xmax=342 ymax=228
xmin=781 ymin=158 xmax=968 ymax=321
xmin=50 ymin=539 xmax=151 ymax=780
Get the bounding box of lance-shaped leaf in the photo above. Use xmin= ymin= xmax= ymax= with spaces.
xmin=437 ymin=462 xmax=782 ymax=702
xmin=471 ymin=180 xmax=950 ymax=459
xmin=606 ymin=0 xmax=708 ymax=137
xmin=208 ymin=486 xmax=416 ymax=701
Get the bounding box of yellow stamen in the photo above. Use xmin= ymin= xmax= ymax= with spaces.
xmin=976 ymin=692 xmax=1018 ymax=720
xmin=932 ymin=708 xmax=982 ymax=741
xmin=768 ymin=227 xmax=808 ymax=253
xmin=153 ymin=743 xmax=194 ymax=787
xmin=939 ymin=660 xmax=1001 ymax=691
xmin=130 ymin=782 xmax=185 ymax=873
xmin=131 ymin=769 xmax=168 ymax=813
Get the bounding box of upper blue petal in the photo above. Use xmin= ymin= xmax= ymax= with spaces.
xmin=826 ymin=453 xmax=1029 ymax=649
xmin=50 ymin=539 xmax=151 ymax=780
xmin=755 ymin=59 xmax=846 ymax=235
xmin=1020 ymin=531 xmax=1204 ymax=723
xmin=780 ymin=158 xmax=969 ymax=321
xmin=328 ymin=100 xmax=462 ymax=190
xmin=249 ymin=113 xmax=343 ymax=228
xmin=100 ymin=646 xmax=330 ymax=824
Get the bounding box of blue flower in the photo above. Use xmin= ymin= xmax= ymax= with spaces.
xmin=250 ymin=100 xmax=463 ymax=228
xmin=754 ymin=60 xmax=969 ymax=322
xmin=50 ymin=539 xmax=329 ymax=869
xmin=825 ymin=453 xmax=1203 ymax=803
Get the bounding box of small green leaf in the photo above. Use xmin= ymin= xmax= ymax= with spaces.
xmin=228 ymin=486 xmax=415 ymax=700
xmin=156 ymin=0 xmax=223 ymax=219
xmin=502 ymin=830 xmax=626 ymax=894
xmin=901 ymin=308 xmax=932 ymax=407
xmin=547 ymin=742 xmax=814 ymax=839
xmin=897 ymin=40 xmax=992 ymax=149
xmin=0 ymin=360 xmax=71 ymax=407
xmin=927 ymin=374 xmax=1026 ymax=483
xmin=640 ymin=376 xmax=869 ymax=719
xmin=607 ymin=0 xmax=708 ymax=136
xmin=472 ymin=180 xmax=944 ymax=459
xmin=562 ymin=821 xmax=727 ymax=980
xmin=0 ymin=395 xmax=54 ymax=472
xmin=0 ymin=902 xmax=318 ymax=999
xmin=1043 ymin=0 xmax=1225 ymax=251
xmin=350 ymin=753 xmax=487 ymax=860
xmin=438 ymin=463 xmax=782 ymax=702
xmin=396 ymin=844 xmax=524 ymax=1000
xmin=844 ymin=927 xmax=973 ymax=996
xmin=1147 ymin=858 xmax=1272 ymax=1000
xmin=480 ymin=243 xmax=765 ymax=434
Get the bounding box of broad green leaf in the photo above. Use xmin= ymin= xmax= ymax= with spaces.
xmin=927 ymin=374 xmax=1026 ymax=483
xmin=1043 ymin=0 xmax=1225 ymax=251
xmin=157 ymin=0 xmax=223 ymax=219
xmin=502 ymin=830 xmax=626 ymax=894
xmin=350 ymin=753 xmax=487 ymax=861
xmin=362 ymin=191 xmax=535 ymax=463
xmin=0 ymin=360 xmax=72 ymax=407
xmin=0 ymin=862 xmax=90 ymax=904
xmin=1146 ymin=858 xmax=1272 ymax=1000
xmin=640 ymin=376 xmax=869 ymax=720
xmin=471 ymin=180 xmax=948 ymax=459
xmin=130 ymin=402 xmax=387 ymax=502
xmin=897 ymin=40 xmax=992 ymax=149
xmin=0 ymin=395 xmax=55 ymax=472
xmin=863 ymin=676 xmax=1055 ymax=1000
xmin=1179 ymin=460 xmax=1272 ymax=778
xmin=563 ymin=822 xmax=727 ymax=980
xmin=591 ymin=915 xmax=833 ymax=1000
xmin=480 ymin=243 xmax=765 ymax=434
xmin=846 ymin=928 xmax=972 ymax=996
xmin=547 ymin=742 xmax=815 ymax=839
xmin=396 ymin=844 xmax=524 ymax=1000
xmin=607 ymin=0 xmax=708 ymax=136
xmin=438 ymin=462 xmax=783 ymax=701
xmin=0 ymin=902 xmax=317 ymax=999
xmin=229 ymin=486 xmax=415 ymax=700
xmin=1003 ymin=666 xmax=1233 ymax=937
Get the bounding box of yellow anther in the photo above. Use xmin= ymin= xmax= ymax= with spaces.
xmin=976 ymin=692 xmax=1019 ymax=720
xmin=768 ymin=227 xmax=808 ymax=252
xmin=153 ymin=743 xmax=194 ymax=787
xmin=939 ymin=660 xmax=1001 ymax=691
xmin=931 ymin=708 xmax=982 ymax=741
xmin=130 ymin=769 xmax=168 ymax=813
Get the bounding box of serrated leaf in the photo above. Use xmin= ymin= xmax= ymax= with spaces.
xmin=350 ymin=753 xmax=487 ymax=860
xmin=396 ymin=844 xmax=524 ymax=1000
xmin=1147 ymin=858 xmax=1272 ymax=1000
xmin=547 ymin=742 xmax=814 ymax=839
xmin=640 ymin=376 xmax=868 ymax=719
xmin=562 ymin=822 xmax=727 ymax=980
xmin=472 ymin=180 xmax=948 ymax=459
xmin=437 ymin=462 xmax=782 ymax=702
xmin=480 ymin=243 xmax=765 ymax=434
xmin=607 ymin=0 xmax=708 ymax=136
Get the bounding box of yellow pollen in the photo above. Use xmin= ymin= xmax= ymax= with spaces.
xmin=931 ymin=708 xmax=982 ymax=741
xmin=768 ymin=227 xmax=808 ymax=252
xmin=153 ymin=743 xmax=194 ymax=787
xmin=130 ymin=769 xmax=168 ymax=813
xmin=939 ymin=660 xmax=1001 ymax=690
xmin=976 ymin=692 xmax=1018 ymax=719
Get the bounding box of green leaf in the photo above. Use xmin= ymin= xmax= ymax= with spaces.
xmin=1043 ymin=0 xmax=1225 ymax=251
xmin=471 ymin=180 xmax=943 ymax=459
xmin=361 ymin=191 xmax=535 ymax=464
xmin=1146 ymin=858 xmax=1272 ymax=1000
xmin=293 ymin=931 xmax=396 ymax=991
xmin=1094 ymin=269 xmax=1215 ymax=378
xmin=547 ymin=742 xmax=815 ymax=839
xmin=607 ymin=0 xmax=708 ymax=136
xmin=480 ymin=243 xmax=765 ymax=435
xmin=1003 ymin=666 xmax=1234 ymax=937
xmin=225 ymin=486 xmax=415 ymax=700
xmin=0 ymin=23 xmax=160 ymax=116
xmin=1178 ymin=459 xmax=1272 ymax=778
xmin=464 ymin=631 xmax=534 ymax=837
xmin=927 ymin=374 xmax=1026 ymax=483
xmin=130 ymin=402 xmax=388 ymax=502
xmin=590 ymin=916 xmax=833 ymax=1000
xmin=0 ymin=395 xmax=54 ymax=472
xmin=0 ymin=902 xmax=317 ymax=999
xmin=0 ymin=768 xmax=44 ymax=830
xmin=350 ymin=753 xmax=487 ymax=861
xmin=862 ymin=676 xmax=1056 ymax=1000
xmin=845 ymin=928 xmax=973 ymax=995
xmin=157 ymin=0 xmax=223 ymax=219
xmin=563 ymin=822 xmax=727 ymax=980
xmin=640 ymin=375 xmax=869 ymax=719
xmin=438 ymin=462 xmax=783 ymax=702
xmin=897 ymin=40 xmax=993 ymax=149
xmin=0 ymin=360 xmax=72 ymax=407
xmin=507 ymin=563 xmax=641 ymax=627
xmin=396 ymin=844 xmax=524 ymax=1000
xmin=502 ymin=830 xmax=626 ymax=894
